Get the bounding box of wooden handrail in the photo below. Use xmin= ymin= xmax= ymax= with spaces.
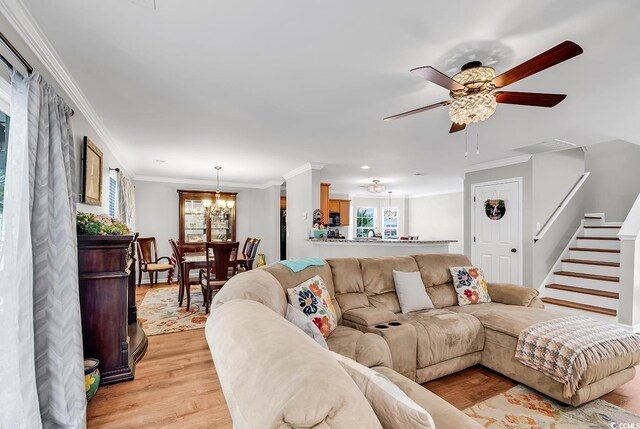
xmin=533 ymin=172 xmax=590 ymax=243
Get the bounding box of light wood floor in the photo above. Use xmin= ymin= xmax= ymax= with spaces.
xmin=87 ymin=283 xmax=640 ymax=428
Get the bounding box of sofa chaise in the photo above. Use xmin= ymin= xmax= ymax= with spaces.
xmin=206 ymin=254 xmax=640 ymax=427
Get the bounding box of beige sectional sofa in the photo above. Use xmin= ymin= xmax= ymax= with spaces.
xmin=206 ymin=254 xmax=640 ymax=428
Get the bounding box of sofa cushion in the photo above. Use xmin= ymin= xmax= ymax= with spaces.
xmin=206 ymin=299 xmax=383 ymax=428
xmin=328 ymin=258 xmax=370 ymax=313
xmin=360 ymin=256 xmax=418 ymax=313
xmin=412 ymin=254 xmax=471 ymax=308
xmin=398 ymin=309 xmax=484 ymax=368
xmin=331 ymin=351 xmax=435 ymax=429
xmin=262 ymin=262 xmax=342 ymax=322
xmin=393 ymin=270 xmax=434 ymax=314
xmin=286 ymin=275 xmax=338 ymax=337
xmin=444 ymin=302 xmax=565 ymax=338
xmin=327 ymin=326 xmax=393 ymax=368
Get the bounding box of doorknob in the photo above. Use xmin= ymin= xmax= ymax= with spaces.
xmin=511 ymin=248 xmax=517 ymax=253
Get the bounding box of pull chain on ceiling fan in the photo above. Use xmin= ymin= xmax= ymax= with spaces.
xmin=383 ymin=41 xmax=583 ymax=133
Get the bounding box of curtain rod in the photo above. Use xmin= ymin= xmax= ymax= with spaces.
xmin=0 ymin=31 xmax=74 ymax=116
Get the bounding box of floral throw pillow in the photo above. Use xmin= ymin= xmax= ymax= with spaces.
xmin=286 ymin=275 xmax=337 ymax=338
xmin=449 ymin=266 xmax=491 ymax=306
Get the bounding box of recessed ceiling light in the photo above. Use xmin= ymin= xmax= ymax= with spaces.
xmin=361 ymin=165 xmax=371 ymax=170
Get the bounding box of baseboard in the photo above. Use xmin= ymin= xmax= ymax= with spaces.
xmin=617 ymin=322 xmax=640 ymax=333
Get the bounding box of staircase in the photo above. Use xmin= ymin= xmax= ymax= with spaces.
xmin=539 ymin=213 xmax=621 ymax=323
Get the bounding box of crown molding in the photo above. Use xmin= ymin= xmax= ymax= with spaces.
xmin=0 ymin=0 xmax=130 ymax=172
xmin=464 ymin=155 xmax=532 ymax=174
xmin=282 ymin=162 xmax=325 ymax=180
xmin=408 ymin=189 xmax=463 ymax=199
xmin=134 ymin=175 xmax=283 ymax=190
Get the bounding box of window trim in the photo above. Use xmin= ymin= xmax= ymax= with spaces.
xmin=382 ymin=206 xmax=399 ymax=239
xmin=355 ymin=206 xmax=376 ymax=238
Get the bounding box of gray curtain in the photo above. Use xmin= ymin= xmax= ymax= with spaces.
xmin=0 ymin=71 xmax=86 ymax=427
xmin=117 ymin=170 xmax=136 ymax=230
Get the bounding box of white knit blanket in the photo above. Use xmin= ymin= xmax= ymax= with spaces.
xmin=515 ymin=315 xmax=640 ymax=398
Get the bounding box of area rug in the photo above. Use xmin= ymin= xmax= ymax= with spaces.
xmin=464 ymin=384 xmax=640 ymax=428
xmin=138 ymin=285 xmax=210 ymax=336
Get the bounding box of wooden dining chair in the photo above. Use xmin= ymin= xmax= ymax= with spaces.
xmin=137 ymin=237 xmax=173 ymax=287
xmin=199 ymin=241 xmax=239 ymax=314
xmin=247 ymin=238 xmax=261 ymax=270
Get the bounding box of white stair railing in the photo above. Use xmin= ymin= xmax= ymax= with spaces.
xmin=618 ymin=192 xmax=640 ymax=332
xmin=534 ymin=172 xmax=590 ymax=243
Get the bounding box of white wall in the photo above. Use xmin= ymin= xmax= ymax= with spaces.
xmin=286 ymin=168 xmax=320 ymax=259
xmin=408 ymin=192 xmax=464 ymax=254
xmin=0 ymin=13 xmax=131 ymax=216
xmin=584 ymin=140 xmax=640 ymax=222
xmin=134 ymin=180 xmax=281 ymax=282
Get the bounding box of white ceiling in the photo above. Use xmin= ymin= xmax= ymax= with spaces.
xmin=18 ymin=0 xmax=640 ymax=195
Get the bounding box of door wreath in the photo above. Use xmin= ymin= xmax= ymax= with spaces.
xmin=484 ymin=199 xmax=506 ymax=220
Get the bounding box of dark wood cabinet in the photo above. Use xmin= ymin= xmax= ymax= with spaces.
xmin=178 ymin=189 xmax=237 ymax=244
xmin=78 ymin=234 xmax=147 ymax=385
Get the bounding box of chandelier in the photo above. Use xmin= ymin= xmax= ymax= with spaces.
xmin=368 ymin=180 xmax=385 ymax=193
xmin=202 ymin=166 xmax=235 ymax=214
xmin=448 ymin=65 xmax=497 ymax=125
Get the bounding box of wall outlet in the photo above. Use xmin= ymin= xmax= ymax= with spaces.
xmin=302 ymin=212 xmax=307 ymax=220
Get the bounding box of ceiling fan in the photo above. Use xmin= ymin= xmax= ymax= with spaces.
xmin=383 ymin=41 xmax=583 ymax=133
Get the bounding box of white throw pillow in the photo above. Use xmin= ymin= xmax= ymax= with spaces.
xmin=392 ymin=270 xmax=434 ymax=314
xmin=330 ymin=351 xmax=435 ymax=429
xmin=285 ymin=304 xmax=328 ymax=349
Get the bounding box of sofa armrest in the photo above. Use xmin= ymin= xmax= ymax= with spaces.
xmin=487 ymin=282 xmax=539 ymax=307
xmin=528 ymin=296 xmax=545 ymax=308
xmin=342 ymin=307 xmax=399 ymax=326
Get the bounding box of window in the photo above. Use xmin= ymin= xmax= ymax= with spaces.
xmin=108 ymin=176 xmax=117 ymax=218
xmin=0 ymin=110 xmax=9 ymax=234
xmin=383 ymin=207 xmax=399 ymax=239
xmin=355 ymin=207 xmax=375 ymax=238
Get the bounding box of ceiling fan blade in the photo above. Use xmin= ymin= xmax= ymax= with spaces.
xmin=410 ymin=66 xmax=465 ymax=91
xmin=383 ymin=101 xmax=449 ymax=121
xmin=449 ymin=122 xmax=466 ymax=133
xmin=492 ymin=41 xmax=583 ymax=88
xmin=494 ymin=91 xmax=567 ymax=107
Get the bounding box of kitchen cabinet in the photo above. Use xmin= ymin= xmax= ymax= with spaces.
xmin=280 ymin=196 xmax=286 ymax=210
xmin=178 ymin=190 xmax=237 ymax=244
xmin=338 ymin=200 xmax=350 ymax=226
xmin=320 ymin=183 xmax=330 ymax=225
xmin=328 ymin=198 xmax=351 ymax=226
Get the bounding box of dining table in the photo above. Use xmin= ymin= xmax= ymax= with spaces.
xmin=181 ymin=251 xmax=250 ymax=311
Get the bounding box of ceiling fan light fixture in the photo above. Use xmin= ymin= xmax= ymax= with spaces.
xmin=448 ymin=93 xmax=497 ymax=125
xmin=367 ymin=180 xmax=385 ymax=193
xmin=452 ymin=65 xmax=496 ymax=87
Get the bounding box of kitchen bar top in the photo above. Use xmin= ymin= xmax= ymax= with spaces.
xmin=306 ymin=239 xmax=457 ymax=245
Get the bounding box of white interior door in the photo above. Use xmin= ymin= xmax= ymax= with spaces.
xmin=472 ymin=179 xmax=522 ymax=284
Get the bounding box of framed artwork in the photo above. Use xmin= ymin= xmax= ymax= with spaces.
xmin=82 ymin=137 xmax=103 ymax=205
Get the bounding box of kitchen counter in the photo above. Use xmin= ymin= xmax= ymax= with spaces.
xmin=307 ymin=239 xmax=456 ymax=245
xmin=305 ymin=238 xmax=457 ymax=258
